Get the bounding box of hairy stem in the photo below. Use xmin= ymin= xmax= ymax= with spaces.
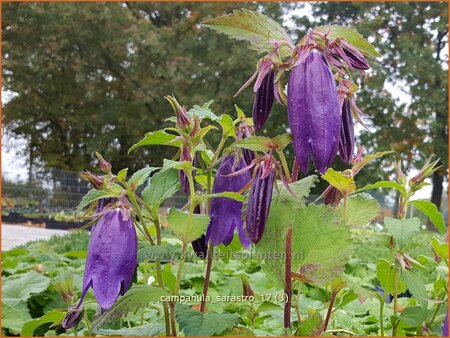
xmin=169 ymin=302 xmax=177 ymax=337
xmin=200 ymin=245 xmax=214 ymax=312
xmin=277 ymin=150 xmax=291 ymax=183
xmin=284 ymin=227 xmax=293 ymax=331
xmin=379 ymin=298 xmax=385 ymax=336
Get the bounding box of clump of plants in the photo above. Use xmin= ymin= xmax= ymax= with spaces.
xmin=20 ymin=10 xmax=447 ymax=337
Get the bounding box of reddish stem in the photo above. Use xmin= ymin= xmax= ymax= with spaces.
xmin=291 ymin=159 xmax=300 ymax=182
xmin=200 ymin=245 xmax=213 ymax=312
xmin=284 ymin=227 xmax=293 ymax=329
xmin=323 ymin=292 xmax=337 ymax=332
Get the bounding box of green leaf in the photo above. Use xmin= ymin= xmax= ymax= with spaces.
xmin=3 ymin=271 xmax=50 ymax=302
xmin=231 ymin=136 xmax=271 ymax=152
xmin=117 ymin=168 xmax=128 ymax=182
xmin=357 ymin=181 xmax=407 ymax=196
xmin=410 ymin=199 xmax=445 ymax=234
xmin=188 ymin=103 xmax=219 ymax=121
xmin=384 ymin=217 xmax=421 ymax=248
xmin=138 ymin=242 xmax=181 ymax=263
xmin=275 ymin=175 xmax=318 ymax=203
xmin=166 ymin=208 xmax=210 ymax=244
xmin=294 ymin=205 xmax=353 ymax=285
xmin=218 ymin=114 xmax=236 ymax=138
xmin=202 ymin=9 xmax=293 ymax=57
xmin=2 ymin=300 xmax=32 ymax=335
xmin=221 ymin=327 xmax=255 ymax=336
xmin=431 ymin=237 xmax=448 ymax=260
xmin=322 ymin=168 xmax=356 ymax=193
xmin=129 ymin=130 xmax=182 ymax=153
xmin=75 ymin=184 xmax=123 ymax=214
xmin=295 ymin=312 xmax=323 ymax=336
xmin=344 ymin=193 xmax=381 ymax=227
xmin=402 ymin=270 xmax=427 ymax=309
xmin=162 ymin=159 xmax=194 ymax=173
xmin=94 ymin=324 xmax=165 ymax=336
xmin=175 ymin=304 xmax=240 ymax=336
xmin=129 ymin=167 xmax=158 ymax=190
xmin=197 ymin=191 xmax=244 ymax=202
xmin=272 ymin=133 xmax=292 ymax=150
xmin=376 ymin=259 xmax=407 ymax=294
xmin=92 ymin=285 xmax=169 ymax=329
xmin=142 ymin=169 xmax=180 ymax=207
xmin=315 ymin=25 xmax=381 ymax=58
xmin=399 ymin=306 xmax=428 ymax=327
xmin=256 ymin=302 xmax=281 ymax=313
xmin=21 ymin=310 xmax=65 ymax=336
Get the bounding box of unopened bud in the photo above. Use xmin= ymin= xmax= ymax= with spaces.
xmin=80 ymin=171 xmax=104 ymax=189
xmin=96 ymin=152 xmax=112 ymax=174
xmin=165 ymin=95 xmax=190 ymax=129
xmin=395 ymin=161 xmax=406 ymax=186
xmin=409 ymin=157 xmax=441 ymax=189
xmin=241 ymin=275 xmax=254 ymax=298
xmin=62 ymin=306 xmax=84 ymax=329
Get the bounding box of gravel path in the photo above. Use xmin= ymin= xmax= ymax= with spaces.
xmin=1 ymin=223 xmax=68 ymax=251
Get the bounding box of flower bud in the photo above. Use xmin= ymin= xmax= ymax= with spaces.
xmin=341 ymin=40 xmax=370 ymax=70
xmin=165 ymin=95 xmax=190 ymax=129
xmin=409 ymin=157 xmax=441 ymax=189
xmin=80 ymin=171 xmax=104 ymax=190
xmin=252 ymin=69 xmax=275 ymax=132
xmin=96 ymin=152 xmax=112 ymax=174
xmin=288 ymin=50 xmax=340 ymax=174
xmin=338 ymin=98 xmax=355 ymax=164
xmin=246 ymin=162 xmax=275 ymax=244
xmin=62 ymin=306 xmax=84 ymax=329
xmin=241 ymin=275 xmax=254 ymax=298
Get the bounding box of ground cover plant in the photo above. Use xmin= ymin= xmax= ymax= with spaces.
xmin=2 ymin=9 xmax=448 ymax=337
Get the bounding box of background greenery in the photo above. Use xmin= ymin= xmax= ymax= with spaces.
xmin=3 ymin=2 xmax=448 ymax=209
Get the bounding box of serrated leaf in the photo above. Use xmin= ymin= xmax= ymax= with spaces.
xmin=75 ymin=184 xmax=123 ymax=214
xmin=2 ymin=300 xmax=32 ymax=334
xmin=129 ymin=167 xmax=158 ymax=190
xmin=92 ymin=285 xmax=169 ymax=329
xmin=188 ymin=103 xmax=219 ymax=121
xmin=410 ymin=199 xmax=445 ymax=234
xmin=376 ymin=259 xmax=407 ymax=294
xmin=197 ymin=191 xmax=244 ymax=202
xmin=402 ymin=270 xmax=427 ymax=309
xmin=357 ymin=180 xmax=407 ymax=196
xmin=231 ymin=135 xmax=271 ymax=152
xmin=117 ymin=168 xmax=128 ymax=182
xmin=3 ymin=271 xmax=50 ymax=301
xmin=162 ymin=159 xmax=194 ymax=173
xmin=166 ymin=208 xmax=210 ymax=244
xmin=344 ymin=193 xmax=381 ymax=227
xmin=142 ymin=169 xmax=180 ymax=207
xmin=315 ymin=25 xmax=381 ymax=58
xmin=384 ymin=217 xmax=421 ymax=248
xmin=94 ymin=324 xmax=165 ymax=336
xmin=175 ymin=304 xmax=240 ymax=336
xmin=218 ymin=114 xmax=236 ymax=138
xmin=21 ymin=310 xmax=65 ymax=336
xmin=129 ymin=130 xmax=181 ymax=153
xmin=322 ymin=168 xmax=356 ymax=193
xmin=272 ymin=133 xmax=292 ymax=150
xmin=399 ymin=306 xmax=428 ymax=327
xmin=431 ymin=237 xmax=448 ymax=260
xmin=234 ymin=104 xmax=246 ymax=119
xmin=138 ymin=242 xmax=181 ymax=263
xmin=295 ymin=312 xmax=323 ymax=336
xmin=275 ymin=175 xmax=318 ymax=203
xmin=202 ymin=9 xmax=293 ymax=57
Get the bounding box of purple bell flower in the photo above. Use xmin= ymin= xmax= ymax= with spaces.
xmin=287 ymin=50 xmax=340 ymax=174
xmin=79 ymin=208 xmax=137 ymax=309
xmin=338 ymin=98 xmax=355 ymax=164
xmin=252 ymin=69 xmax=275 ymax=132
xmin=246 ymin=161 xmax=275 ymax=244
xmin=443 ymin=312 xmax=448 ymax=336
xmin=205 ymin=155 xmax=251 ymax=248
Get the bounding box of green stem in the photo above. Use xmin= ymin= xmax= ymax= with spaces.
xmin=294 ymin=283 xmax=302 ymax=324
xmin=175 ymin=243 xmax=188 ymax=295
xmin=128 ymin=191 xmax=155 ymax=245
xmin=379 ymin=298 xmax=385 ymax=336
xmin=211 ymin=136 xmax=227 ymax=165
xmin=392 ymin=269 xmax=399 ymax=336
xmin=277 ymin=150 xmax=291 ymax=182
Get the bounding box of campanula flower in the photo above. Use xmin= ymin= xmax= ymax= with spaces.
xmin=205 ymin=155 xmax=251 ymax=248
xmin=338 ymin=98 xmax=355 ymax=164
xmin=253 ymin=69 xmax=275 ymax=132
xmin=287 ymin=50 xmax=340 ymax=174
xmin=246 ymin=158 xmax=276 ymax=244
xmin=79 ymin=208 xmax=137 ymax=309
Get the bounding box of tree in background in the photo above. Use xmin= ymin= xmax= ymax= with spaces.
xmin=290 ymin=2 xmax=448 ymax=210
xmin=2 ymin=2 xmax=286 ymax=173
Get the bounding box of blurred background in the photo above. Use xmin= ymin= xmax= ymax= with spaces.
xmin=2 ymin=2 xmax=448 ymax=226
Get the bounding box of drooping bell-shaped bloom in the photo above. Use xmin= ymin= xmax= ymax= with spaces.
xmin=246 ymin=161 xmax=275 ymax=244
xmin=253 ymin=69 xmax=275 ymax=132
xmin=191 ymin=205 xmax=208 ymax=259
xmin=288 ymin=50 xmax=340 ymax=174
xmin=338 ymin=98 xmax=355 ymax=164
xmin=79 ymin=208 xmax=137 ymax=309
xmin=205 ymin=155 xmax=251 ymax=248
